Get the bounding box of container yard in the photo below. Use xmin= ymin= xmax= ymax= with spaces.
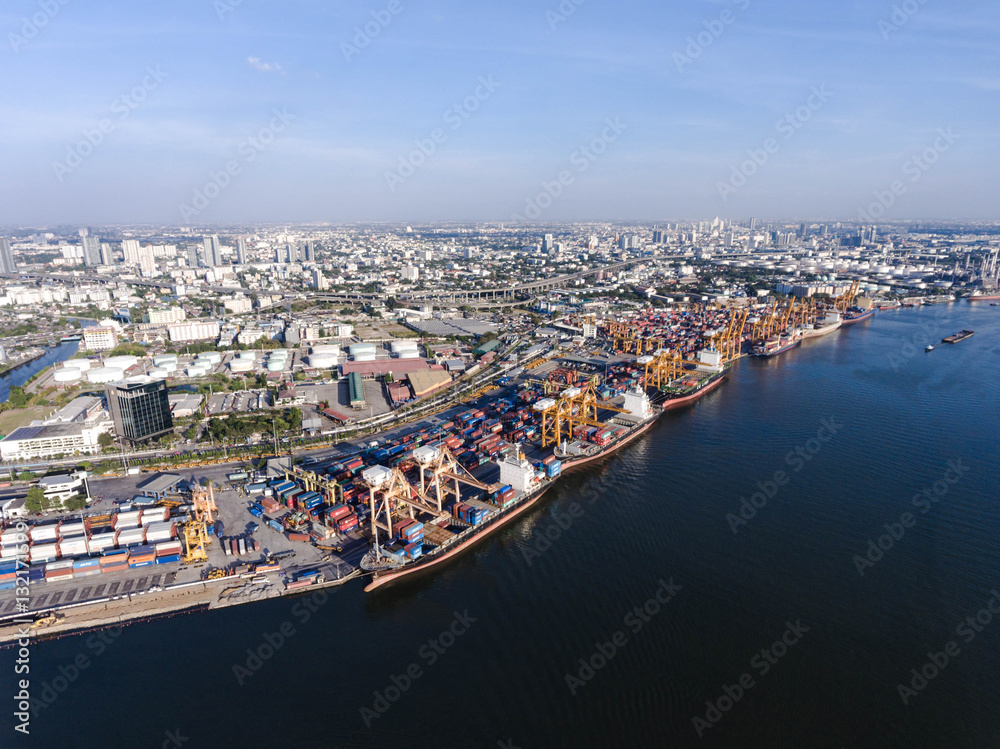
xmin=0 ymin=302 xmax=845 ymax=641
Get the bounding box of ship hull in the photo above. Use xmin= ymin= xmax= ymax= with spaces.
xmin=800 ymin=320 xmax=843 ymax=339
xmin=841 ymin=309 xmax=876 ymax=324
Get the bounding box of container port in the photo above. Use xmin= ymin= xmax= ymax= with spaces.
xmin=0 ymin=300 xmax=856 ymax=640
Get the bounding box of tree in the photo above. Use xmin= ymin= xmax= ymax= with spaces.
xmin=98 ymin=432 xmax=115 ymax=449
xmin=25 ymin=487 xmax=45 ymax=514
xmin=64 ymin=496 xmax=87 ymax=511
xmin=17 ymin=471 xmax=34 ymax=482
xmin=7 ymin=386 xmax=29 ymax=408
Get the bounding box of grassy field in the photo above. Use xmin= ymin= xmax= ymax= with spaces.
xmin=0 ymin=407 xmax=48 ymax=435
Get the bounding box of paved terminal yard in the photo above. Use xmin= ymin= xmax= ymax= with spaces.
xmin=0 ymin=350 xmax=641 ymax=643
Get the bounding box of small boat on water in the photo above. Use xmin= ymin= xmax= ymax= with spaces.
xmin=925 ymin=345 xmax=934 ymax=352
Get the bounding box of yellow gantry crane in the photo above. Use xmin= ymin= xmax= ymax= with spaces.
xmin=641 ymin=348 xmax=703 ymax=389
xmin=834 ymin=280 xmax=860 ymax=313
xmin=415 ymin=446 xmax=489 ymax=514
xmin=182 ymin=483 xmax=218 ymax=564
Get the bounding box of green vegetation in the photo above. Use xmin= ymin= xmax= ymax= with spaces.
xmin=106 ymin=342 xmax=148 ymax=358
xmin=205 ymin=407 xmax=303 ymax=443
xmin=97 ymin=432 xmax=115 ymax=449
xmin=0 ymin=322 xmax=38 ymax=337
xmin=25 ymin=486 xmax=45 ymax=513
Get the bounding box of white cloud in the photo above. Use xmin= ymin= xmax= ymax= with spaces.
xmin=247 ymin=57 xmax=284 ymax=73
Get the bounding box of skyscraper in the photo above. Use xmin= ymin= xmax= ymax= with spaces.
xmin=138 ymin=246 xmax=156 ymax=276
xmin=100 ymin=243 xmax=113 ymax=266
xmin=541 ymin=234 xmax=553 ymax=253
xmin=236 ymin=237 xmax=247 ymax=265
xmin=286 ymin=243 xmax=298 ymax=263
xmin=121 ymin=239 xmax=141 ymax=264
xmin=82 ymin=236 xmax=103 ymax=266
xmin=202 ymin=235 xmax=222 ymax=267
xmin=105 ymin=380 xmax=173 ymax=445
xmin=303 ymin=241 xmax=314 ymax=263
xmin=0 ymin=237 xmax=16 ymax=274
xmin=188 ymin=245 xmax=199 ymax=268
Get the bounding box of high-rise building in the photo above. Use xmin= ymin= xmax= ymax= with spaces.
xmin=541 ymin=234 xmax=553 ymax=253
xmin=100 ymin=243 xmax=113 ymax=265
xmin=138 ymin=246 xmax=156 ymax=276
xmin=82 ymin=236 xmax=103 ymax=266
xmin=286 ymin=243 xmax=298 ymax=264
xmin=401 ymin=265 xmax=419 ymax=282
xmin=275 ymin=246 xmax=285 ymax=264
xmin=105 ymin=380 xmax=173 ymax=445
xmin=236 ymin=237 xmax=247 ymax=265
xmin=0 ymin=237 xmax=16 ymax=274
xmin=311 ymin=268 xmax=327 ymax=290
xmin=749 ymin=217 xmax=758 ymax=230
xmin=303 ymin=241 xmax=315 ymax=263
xmin=187 ymin=246 xmax=199 ymax=268
xmin=202 ymin=235 xmax=222 ymax=267
xmin=121 ymin=239 xmax=142 ymax=264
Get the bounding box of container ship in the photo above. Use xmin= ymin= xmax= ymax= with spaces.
xmin=841 ymin=306 xmax=876 ymax=325
xmin=799 ymin=312 xmax=843 ymax=340
xmin=363 ymin=388 xmax=661 ymax=593
xmin=751 ymin=330 xmax=802 ymax=357
xmin=968 ymin=290 xmax=1000 ymax=302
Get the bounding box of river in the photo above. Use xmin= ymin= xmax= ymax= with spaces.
xmin=2 ymin=303 xmax=998 ymax=748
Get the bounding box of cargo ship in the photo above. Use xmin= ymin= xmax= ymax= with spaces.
xmin=942 ymin=330 xmax=974 ymax=344
xmin=751 ymin=330 xmax=802 ymax=357
xmin=364 ymin=390 xmax=661 ymax=593
xmin=799 ymin=312 xmax=842 ymax=339
xmin=876 ymin=300 xmax=901 ymax=311
xmin=968 ymin=291 xmax=1000 ymax=302
xmin=841 ymin=307 xmax=876 ymax=325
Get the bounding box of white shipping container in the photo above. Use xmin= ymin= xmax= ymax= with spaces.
xmin=143 ymin=521 xmax=175 ymax=539
xmin=154 ymin=541 xmax=182 ymax=556
xmin=59 ymin=522 xmax=86 ymax=538
xmin=30 ymin=525 xmax=60 ymax=543
xmin=58 ymin=538 xmax=89 ymax=557
xmin=0 ymin=528 xmax=28 ymax=545
xmin=1 ymin=545 xmax=23 ymax=559
xmin=45 ymin=560 xmax=74 ymax=571
xmin=115 ymin=528 xmax=146 ymax=546
xmin=29 ymin=543 xmax=59 ymax=561
xmin=141 ymin=507 xmax=169 ymax=524
xmin=88 ymin=533 xmax=117 ymax=552
xmin=114 ymin=510 xmax=142 ymax=528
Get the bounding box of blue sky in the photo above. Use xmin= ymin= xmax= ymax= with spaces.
xmin=0 ymin=0 xmax=997 ymax=225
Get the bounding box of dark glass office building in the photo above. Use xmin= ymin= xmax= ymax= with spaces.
xmin=106 ymin=380 xmax=173 ymax=444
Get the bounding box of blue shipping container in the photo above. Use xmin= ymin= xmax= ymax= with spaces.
xmin=155 ymin=554 xmax=181 ymax=565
